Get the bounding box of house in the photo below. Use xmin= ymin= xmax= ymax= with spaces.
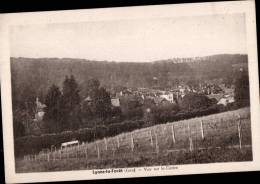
xmin=217 ymin=95 xmax=235 ymax=106
xmin=84 ymin=96 xmax=92 ymax=102
xmin=119 ymin=89 xmax=133 ymax=96
xmin=207 ymin=94 xmax=223 ymax=102
xmin=111 ymin=97 xmax=120 ymax=107
xmin=82 ymin=96 xmax=93 ymax=106
xmin=160 ymin=92 xmax=174 ymax=103
xmin=154 ymin=97 xmax=170 ymax=106
xmin=34 ymin=97 xmax=46 ymax=122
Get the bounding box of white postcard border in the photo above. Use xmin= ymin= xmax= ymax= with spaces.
xmin=1 ymin=1 xmax=259 ymax=183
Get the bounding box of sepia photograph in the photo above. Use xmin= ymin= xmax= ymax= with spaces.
xmin=1 ymin=0 xmax=260 ymax=183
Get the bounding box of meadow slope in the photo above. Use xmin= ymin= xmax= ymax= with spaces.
xmin=16 ymin=107 xmax=252 ymax=172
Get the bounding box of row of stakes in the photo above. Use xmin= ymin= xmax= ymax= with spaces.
xmin=24 ymin=115 xmax=243 ymax=162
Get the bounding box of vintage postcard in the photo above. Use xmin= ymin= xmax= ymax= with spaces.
xmin=0 ymin=0 xmax=260 ymax=183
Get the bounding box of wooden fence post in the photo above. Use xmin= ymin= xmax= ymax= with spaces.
xmin=96 ymin=143 xmax=100 ymax=160
xmin=149 ymin=130 xmax=153 ymax=147
xmin=155 ymin=131 xmax=159 ymax=154
xmin=188 ymin=123 xmax=193 ymax=152
xmin=131 ymin=133 xmax=134 ymax=152
xmin=171 ymin=125 xmax=176 ymax=144
xmin=66 ymin=148 xmax=69 ymax=159
xmin=104 ymin=138 xmax=108 ymax=151
xmin=112 ymin=147 xmax=115 ymax=158
xmin=117 ymin=136 xmax=120 ymax=149
xmin=85 ymin=146 xmax=88 ymax=159
xmin=237 ymin=114 xmax=242 ymax=150
xmin=187 ymin=122 xmax=191 ymax=135
xmin=200 ymin=120 xmax=204 ymax=139
xmin=189 ymin=137 xmax=194 ymax=152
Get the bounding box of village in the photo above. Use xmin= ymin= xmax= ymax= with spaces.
xmin=109 ymin=83 xmax=234 ymax=108
xmin=33 ymin=81 xmax=235 ymax=125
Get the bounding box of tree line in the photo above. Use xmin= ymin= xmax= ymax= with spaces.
xmin=44 ymin=76 xmax=114 ymax=133
xmin=13 ymin=68 xmax=250 ymax=139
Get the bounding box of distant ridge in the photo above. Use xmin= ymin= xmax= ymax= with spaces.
xmin=11 ymin=53 xmax=247 ymax=64
xmin=153 ymin=54 xmax=248 ymax=64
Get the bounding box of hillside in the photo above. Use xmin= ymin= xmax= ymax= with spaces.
xmin=16 ymin=107 xmax=252 ymax=172
xmin=11 ymin=54 xmax=248 ymax=102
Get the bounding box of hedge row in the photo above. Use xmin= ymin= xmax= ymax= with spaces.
xmin=150 ymin=104 xmax=222 ymax=124
xmin=14 ymin=120 xmax=145 ymax=157
xmin=15 ymin=104 xmax=231 ymax=157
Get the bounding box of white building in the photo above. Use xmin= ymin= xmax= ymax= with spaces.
xmin=34 ymin=97 xmax=46 ymax=122
xmin=160 ymin=93 xmax=174 ymax=103
xmin=217 ymin=96 xmax=235 ymax=106
xmin=111 ymin=98 xmax=120 ymax=107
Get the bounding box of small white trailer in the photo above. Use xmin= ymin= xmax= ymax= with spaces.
xmin=61 ymin=140 xmax=79 ymax=150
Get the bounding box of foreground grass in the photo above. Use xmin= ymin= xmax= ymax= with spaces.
xmin=16 ymin=146 xmax=252 ymax=173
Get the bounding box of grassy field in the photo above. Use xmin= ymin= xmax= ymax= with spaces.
xmin=16 ymin=107 xmax=252 ymax=172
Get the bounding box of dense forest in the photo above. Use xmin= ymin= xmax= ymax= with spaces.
xmin=11 ymin=54 xmax=247 ymax=102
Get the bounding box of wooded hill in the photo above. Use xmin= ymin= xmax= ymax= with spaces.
xmin=11 ymin=54 xmax=248 ymax=102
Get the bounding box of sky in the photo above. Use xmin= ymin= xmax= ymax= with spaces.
xmin=10 ymin=13 xmax=247 ymax=62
